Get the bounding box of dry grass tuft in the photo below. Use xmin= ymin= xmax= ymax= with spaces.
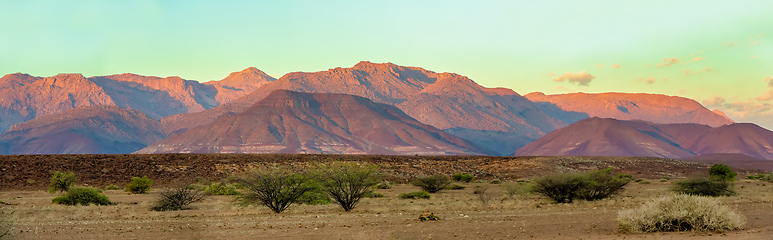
xmin=617 ymin=194 xmax=745 ymax=233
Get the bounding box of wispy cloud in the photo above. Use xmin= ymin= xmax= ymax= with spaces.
xmin=611 ymin=64 xmax=621 ymax=69
xmin=655 ymin=58 xmax=680 ymax=67
xmin=690 ymin=56 xmax=703 ymax=62
xmin=752 ymin=56 xmax=759 ymax=59
xmin=766 ymin=76 xmax=773 ymax=87
xmin=595 ymin=64 xmax=605 ymax=69
xmin=638 ymin=77 xmax=657 ymax=85
xmin=553 ymin=71 xmax=595 ymax=86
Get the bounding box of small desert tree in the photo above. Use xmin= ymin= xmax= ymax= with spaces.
xmin=152 ymin=184 xmax=206 ymax=211
xmin=316 ymin=162 xmax=381 ymax=211
xmin=709 ymin=164 xmax=737 ymax=182
xmin=49 ymin=171 xmax=77 ymax=193
xmin=532 ymin=168 xmax=630 ymax=203
xmin=237 ymin=168 xmax=315 ymax=213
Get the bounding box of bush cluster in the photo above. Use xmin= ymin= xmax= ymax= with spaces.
xmin=617 ymin=194 xmax=745 ymax=233
xmin=203 ymin=182 xmax=241 ymax=195
xmin=452 ymin=173 xmax=474 ymax=183
xmin=126 ymin=176 xmax=153 ymax=194
xmin=531 ymin=168 xmax=630 ymax=203
xmin=672 ymin=177 xmax=735 ymax=196
xmin=52 ymin=187 xmax=111 ymax=206
xmin=104 ymin=184 xmax=122 ymax=190
xmin=412 ymin=174 xmax=451 ymax=193
xmin=398 ymin=191 xmax=431 ymax=199
xmin=237 ymin=162 xmax=381 ymax=213
xmin=747 ymin=173 xmax=772 ymax=182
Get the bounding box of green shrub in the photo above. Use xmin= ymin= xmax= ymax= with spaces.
xmin=48 ymin=171 xmax=77 ymax=193
xmin=237 ymin=169 xmax=315 ymax=213
xmin=418 ymin=213 xmax=439 ymax=221
xmin=0 ymin=210 xmax=14 ymax=239
xmin=104 ymin=184 xmax=122 ymax=190
xmin=126 ymin=176 xmax=153 ymax=194
xmin=672 ymin=177 xmax=734 ymax=197
xmin=203 ymin=182 xmax=241 ymax=195
xmin=532 ymin=168 xmax=630 ymax=203
xmin=709 ymin=164 xmax=736 ymax=182
xmin=503 ymin=182 xmax=530 ymax=198
xmin=617 ymin=194 xmax=745 ymax=233
xmin=295 ymin=186 xmax=332 ymax=205
xmin=412 ymin=174 xmax=451 ymax=193
xmin=452 ymin=173 xmax=474 ymax=183
xmin=363 ymin=191 xmax=385 ymax=198
xmin=747 ymin=173 xmax=772 ymax=181
xmin=315 ymin=162 xmax=381 ymax=211
xmin=398 ymin=191 xmax=431 ymax=199
xmin=374 ymin=181 xmax=392 ymax=189
xmin=151 ymin=185 xmax=206 ymax=211
xmin=445 ymin=184 xmax=466 ymax=190
xmin=52 ymin=187 xmax=111 ymax=206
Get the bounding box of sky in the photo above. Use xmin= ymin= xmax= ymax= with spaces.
xmin=1 ymin=0 xmax=772 ymax=128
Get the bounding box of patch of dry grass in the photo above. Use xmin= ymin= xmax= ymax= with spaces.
xmin=617 ymin=194 xmax=745 ymax=233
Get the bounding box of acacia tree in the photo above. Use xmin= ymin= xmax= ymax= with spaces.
xmin=49 ymin=171 xmax=77 ymax=193
xmin=316 ymin=162 xmax=380 ymax=211
xmin=236 ymin=168 xmax=315 ymax=213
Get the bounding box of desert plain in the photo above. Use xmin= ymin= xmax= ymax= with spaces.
xmin=1 ymin=154 xmax=772 ymax=239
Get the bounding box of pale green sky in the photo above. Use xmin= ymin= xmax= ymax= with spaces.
xmin=1 ymin=0 xmax=772 ymax=128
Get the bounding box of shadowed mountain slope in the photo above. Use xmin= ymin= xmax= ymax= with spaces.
xmin=684 ymin=123 xmax=773 ymax=160
xmin=0 ymin=105 xmax=164 ymax=154
xmin=517 ymin=117 xmax=773 ymax=161
xmin=515 ymin=117 xmax=696 ymax=158
xmin=140 ymin=90 xmax=486 ymax=155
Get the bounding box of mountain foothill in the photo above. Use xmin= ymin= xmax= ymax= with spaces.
xmin=2 ymin=61 xmax=771 ymax=164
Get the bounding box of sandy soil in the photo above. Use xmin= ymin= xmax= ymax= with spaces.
xmin=2 ymin=180 xmax=772 ymax=239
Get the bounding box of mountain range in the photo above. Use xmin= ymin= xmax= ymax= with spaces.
xmin=0 ymin=67 xmax=274 ymax=132
xmin=2 ymin=61 xmax=760 ymax=159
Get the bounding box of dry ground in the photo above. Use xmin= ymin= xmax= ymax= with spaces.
xmin=2 ymin=154 xmax=773 ymax=239
xmin=2 ymin=179 xmax=773 ymax=239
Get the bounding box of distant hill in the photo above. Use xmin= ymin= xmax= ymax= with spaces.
xmin=514 ymin=117 xmax=695 ymax=158
xmin=524 ymin=92 xmax=734 ymax=127
xmin=517 ymin=118 xmax=773 ymax=161
xmin=139 ymin=90 xmax=487 ymax=155
xmin=0 ymin=105 xmax=164 ymax=154
xmin=683 ymin=123 xmax=773 ymax=160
